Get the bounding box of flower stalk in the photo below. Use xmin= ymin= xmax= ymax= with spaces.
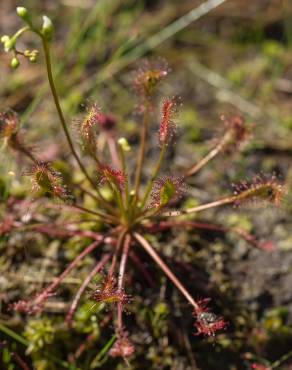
xmin=133 ymin=105 xmax=150 ymax=203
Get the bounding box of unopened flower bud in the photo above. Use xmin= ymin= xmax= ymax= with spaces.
xmin=3 ymin=38 xmax=15 ymax=52
xmin=10 ymin=57 xmax=20 ymax=69
xmin=118 ymin=137 xmax=131 ymax=152
xmin=24 ymin=49 xmax=38 ymax=63
xmin=41 ymin=15 xmax=54 ymax=42
xmin=1 ymin=35 xmax=9 ymax=43
xmin=16 ymin=7 xmax=29 ymax=21
xmin=29 ymin=55 xmax=37 ymax=63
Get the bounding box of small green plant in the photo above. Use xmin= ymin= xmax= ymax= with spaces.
xmin=1 ymin=6 xmax=285 ymax=364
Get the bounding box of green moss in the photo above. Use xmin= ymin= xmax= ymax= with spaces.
xmin=24 ymin=317 xmax=55 ymax=354
xmin=180 ymin=108 xmax=202 ymax=142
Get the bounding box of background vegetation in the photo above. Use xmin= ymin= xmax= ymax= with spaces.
xmin=1 ymin=0 xmax=292 ymax=369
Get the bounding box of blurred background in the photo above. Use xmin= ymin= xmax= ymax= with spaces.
xmin=1 ymin=0 xmax=292 ymax=369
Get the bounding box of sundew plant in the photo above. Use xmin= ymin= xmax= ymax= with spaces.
xmin=0 ymin=6 xmax=286 ymax=366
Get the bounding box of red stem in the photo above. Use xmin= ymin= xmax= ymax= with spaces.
xmin=117 ymin=234 xmax=131 ymax=333
xmin=144 ymin=220 xmax=272 ymax=250
xmin=107 ymin=134 xmax=121 ymax=169
xmin=33 ymin=225 xmax=112 ymax=241
xmin=108 ymin=229 xmax=128 ymax=277
xmin=33 ymin=238 xmax=104 ymax=307
xmin=66 ymin=253 xmax=111 ymax=326
xmin=12 ymin=353 xmax=30 ymax=370
xmin=134 ymin=232 xmax=199 ymax=310
xmin=129 ymin=251 xmax=155 ymax=288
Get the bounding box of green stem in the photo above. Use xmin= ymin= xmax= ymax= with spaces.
xmin=72 ymin=181 xmax=101 ymax=203
xmin=118 ymin=144 xmax=130 ymax=207
xmin=0 ymin=322 xmax=28 ymax=346
xmin=184 ymin=133 xmax=227 ymax=178
xmin=0 ymin=322 xmax=76 ymax=369
xmin=115 ymin=188 xmax=127 ymax=221
xmin=41 ymin=39 xmax=112 ymax=212
xmin=133 ymin=106 xmax=149 ymax=203
xmin=41 ymin=40 xmax=89 ymax=182
xmin=13 ymin=26 xmax=30 ymax=41
xmin=91 ymin=150 xmax=101 ymax=167
xmin=137 ymin=195 xmax=237 ymax=223
xmin=73 ymin=204 xmax=118 ymax=224
xmin=9 ymin=134 xmax=37 ymax=163
xmin=101 ymin=175 xmax=127 ymax=222
xmin=90 ymin=335 xmax=117 ymax=367
xmin=141 ymin=143 xmax=166 ymax=208
xmin=271 ymin=349 xmax=292 ymax=368
xmin=163 ymin=195 xmax=237 ymax=217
